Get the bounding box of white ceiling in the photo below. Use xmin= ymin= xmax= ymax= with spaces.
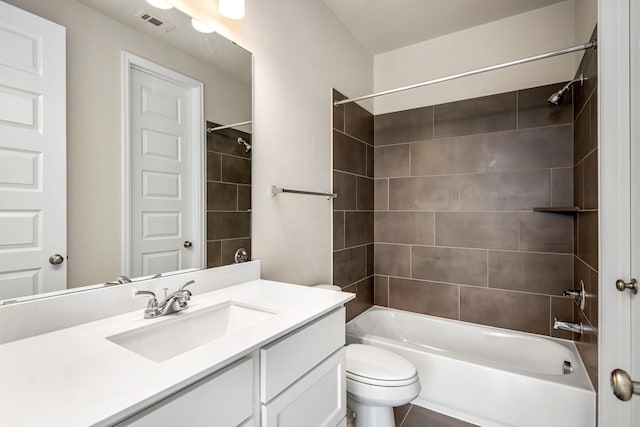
xmin=76 ymin=0 xmax=252 ymax=84
xmin=322 ymin=0 xmax=567 ymax=54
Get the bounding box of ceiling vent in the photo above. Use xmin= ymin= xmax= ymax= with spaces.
xmin=134 ymin=10 xmax=176 ymax=32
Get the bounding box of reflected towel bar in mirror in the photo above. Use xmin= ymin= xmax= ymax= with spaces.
xmin=271 ymin=186 xmax=337 ymax=200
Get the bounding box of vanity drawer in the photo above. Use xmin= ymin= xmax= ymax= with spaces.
xmin=116 ymin=357 xmax=254 ymax=427
xmin=261 ymin=347 xmax=346 ymax=427
xmin=260 ymin=308 xmax=345 ymax=403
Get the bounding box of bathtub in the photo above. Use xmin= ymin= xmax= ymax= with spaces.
xmin=346 ymin=307 xmax=595 ymax=427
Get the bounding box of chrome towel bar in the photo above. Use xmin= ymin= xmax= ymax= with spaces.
xmin=271 ymin=186 xmax=337 ymax=200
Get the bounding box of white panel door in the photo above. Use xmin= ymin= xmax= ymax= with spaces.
xmin=129 ymin=65 xmax=201 ymax=277
xmin=0 ymin=1 xmax=66 ymax=300
xmin=631 ymin=0 xmax=640 ymax=422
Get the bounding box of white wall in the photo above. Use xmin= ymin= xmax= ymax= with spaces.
xmin=171 ymin=0 xmax=373 ymax=285
xmin=4 ymin=0 xmax=252 ymax=288
xmin=374 ymin=1 xmax=578 ymax=114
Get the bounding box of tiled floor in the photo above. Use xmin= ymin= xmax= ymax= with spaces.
xmin=394 ymin=404 xmax=479 ymax=427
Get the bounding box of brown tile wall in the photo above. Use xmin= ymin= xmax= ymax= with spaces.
xmin=333 ymin=32 xmax=599 ymax=392
xmin=372 ymin=81 xmax=577 ymax=338
xmin=206 ymin=122 xmax=252 ymax=268
xmin=573 ymin=28 xmax=599 ymax=391
xmin=332 ymin=90 xmax=375 ymax=321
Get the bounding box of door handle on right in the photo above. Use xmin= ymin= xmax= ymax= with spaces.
xmin=611 ymin=369 xmax=640 ymax=401
xmin=616 ymin=278 xmax=638 ymax=294
xmin=49 ymin=254 xmax=64 ymax=265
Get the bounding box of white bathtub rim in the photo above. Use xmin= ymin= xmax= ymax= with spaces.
xmin=346 ymin=306 xmax=594 ymax=392
xmin=348 ymin=333 xmax=593 ymax=394
xmin=352 ymin=305 xmax=579 ymax=349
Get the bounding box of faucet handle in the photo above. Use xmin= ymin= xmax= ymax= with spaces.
xmin=180 ymin=280 xmax=195 ymax=293
xmin=135 ymin=290 xmax=157 ymax=306
xmin=135 ymin=290 xmax=161 ymax=318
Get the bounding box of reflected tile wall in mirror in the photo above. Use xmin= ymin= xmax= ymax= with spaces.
xmin=206 ymin=122 xmax=252 ymax=268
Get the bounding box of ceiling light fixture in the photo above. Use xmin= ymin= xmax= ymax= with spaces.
xmin=219 ymin=0 xmax=245 ymax=19
xmin=146 ymin=0 xmax=174 ymax=10
xmin=191 ymin=18 xmax=215 ymax=33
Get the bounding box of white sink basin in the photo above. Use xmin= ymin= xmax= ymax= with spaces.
xmin=107 ymin=301 xmax=277 ymax=362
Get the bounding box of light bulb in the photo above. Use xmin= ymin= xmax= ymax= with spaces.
xmin=191 ymin=18 xmax=215 ymax=33
xmin=146 ymin=0 xmax=173 ymax=10
xmin=219 ymin=0 xmax=245 ymax=19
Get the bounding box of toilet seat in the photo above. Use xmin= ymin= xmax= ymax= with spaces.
xmin=347 ymin=370 xmax=418 ymax=387
xmin=346 ymin=344 xmax=417 ymax=386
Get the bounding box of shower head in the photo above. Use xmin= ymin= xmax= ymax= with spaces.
xmin=237 ymin=137 xmax=251 ymax=152
xmin=547 ymin=91 xmax=564 ymax=106
xmin=547 ymin=74 xmax=585 ymax=106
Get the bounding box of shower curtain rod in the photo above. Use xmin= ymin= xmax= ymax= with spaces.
xmin=207 ymin=120 xmax=252 ymax=133
xmin=334 ymin=41 xmax=597 ymax=107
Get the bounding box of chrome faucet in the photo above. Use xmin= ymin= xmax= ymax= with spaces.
xmin=135 ymin=280 xmax=195 ymax=319
xmin=553 ymin=318 xmax=594 ymax=335
xmin=104 ymin=275 xmax=133 ymax=286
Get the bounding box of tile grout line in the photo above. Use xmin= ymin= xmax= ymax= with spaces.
xmin=386 ymin=178 xmax=390 ymax=211
xmin=334 ymin=128 xmax=374 ymax=148
xmin=373 ymin=122 xmax=572 ymax=148
xmin=486 ymin=251 xmax=490 ymax=288
xmin=516 ymin=90 xmax=519 ymax=130
xmin=549 ymin=298 xmax=553 ymax=336
xmin=206 ymin=237 xmax=252 ymax=243
xmin=433 ymin=211 xmax=437 ymax=247
xmin=386 ymin=275 xmax=390 ymax=307
xmin=432 ymin=106 xmax=435 ymax=140
xmin=458 ymin=283 xmax=461 ymax=320
xmin=233 ymin=184 xmax=239 ymax=212
xmin=409 ymin=244 xmax=413 ymax=280
xmin=343 ymin=211 xmax=346 ymax=253
xmin=399 ymin=405 xmax=412 ymax=427
xmin=373 ymin=241 xmax=573 ymax=257
xmin=374 ymin=166 xmax=571 ymax=180
xmin=516 ymin=211 xmax=520 ymax=252
xmin=378 ymin=273 xmax=572 ymax=299
xmin=335 ymin=168 xmax=374 ymax=180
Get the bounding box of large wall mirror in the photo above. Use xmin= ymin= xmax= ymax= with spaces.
xmin=0 ymin=0 xmax=252 ymax=303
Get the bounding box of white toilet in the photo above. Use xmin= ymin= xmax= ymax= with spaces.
xmin=346 ymin=344 xmax=421 ymax=427
xmin=311 ymin=285 xmax=421 ymax=426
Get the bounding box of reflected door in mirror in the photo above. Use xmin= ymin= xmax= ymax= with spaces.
xmin=127 ymin=57 xmax=204 ymax=277
xmin=0 ymin=2 xmax=66 ymax=299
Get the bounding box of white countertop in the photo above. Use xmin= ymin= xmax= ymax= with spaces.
xmin=0 ymin=280 xmax=353 ymax=426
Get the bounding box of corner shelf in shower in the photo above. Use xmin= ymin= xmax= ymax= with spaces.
xmin=532 ymin=206 xmax=580 ymax=215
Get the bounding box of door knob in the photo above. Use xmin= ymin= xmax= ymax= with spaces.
xmin=616 ymin=279 xmax=638 ymax=294
xmin=611 ymin=369 xmax=640 ymax=401
xmin=183 ymin=241 xmax=193 ymax=248
xmin=49 ymin=254 xmax=64 ymax=265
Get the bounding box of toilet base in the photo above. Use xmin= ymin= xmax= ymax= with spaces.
xmin=348 ymin=395 xmax=395 ymax=427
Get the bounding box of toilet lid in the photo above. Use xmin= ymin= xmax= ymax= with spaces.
xmin=346 ymin=344 xmax=417 ymax=385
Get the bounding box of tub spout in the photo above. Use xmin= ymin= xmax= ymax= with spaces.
xmin=553 ymin=318 xmax=594 ymax=335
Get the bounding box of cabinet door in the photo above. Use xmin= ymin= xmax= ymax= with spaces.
xmin=116 ymin=357 xmax=254 ymax=427
xmin=261 ymin=308 xmax=345 ymax=402
xmin=262 ymin=348 xmax=345 ymax=427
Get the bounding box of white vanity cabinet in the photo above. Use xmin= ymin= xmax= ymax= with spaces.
xmin=0 ymin=279 xmax=355 ymax=427
xmin=260 ymin=308 xmax=346 ymax=427
xmin=115 ymin=356 xmax=257 ymax=427
xmin=114 ymin=307 xmax=347 ymax=427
